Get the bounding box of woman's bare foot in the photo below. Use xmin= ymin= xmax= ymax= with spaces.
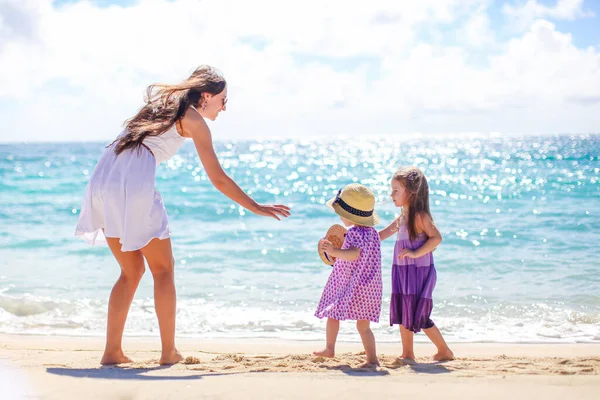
xmin=159 ymin=349 xmax=184 ymax=365
xmin=313 ymin=347 xmax=335 ymax=358
xmin=401 ymin=352 xmax=416 ymax=361
xmin=100 ymin=351 xmax=133 ymax=365
xmin=433 ymin=349 xmax=454 ymax=361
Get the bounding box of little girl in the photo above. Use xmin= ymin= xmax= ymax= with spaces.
xmin=379 ymin=167 xmax=454 ymax=361
xmin=314 ymin=183 xmax=382 ymax=366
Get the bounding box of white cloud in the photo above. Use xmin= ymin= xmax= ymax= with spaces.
xmin=0 ymin=0 xmax=598 ymax=142
xmin=458 ymin=5 xmax=495 ymax=48
xmin=0 ymin=0 xmax=42 ymax=43
xmin=503 ymin=0 xmax=595 ymax=31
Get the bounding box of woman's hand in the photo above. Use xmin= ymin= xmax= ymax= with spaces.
xmin=254 ymin=204 xmax=291 ymax=220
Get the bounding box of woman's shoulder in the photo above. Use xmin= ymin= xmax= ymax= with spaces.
xmin=178 ymin=105 xmax=209 ymax=138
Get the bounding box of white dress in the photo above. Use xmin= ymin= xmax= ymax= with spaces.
xmin=75 ymin=118 xmax=187 ymax=252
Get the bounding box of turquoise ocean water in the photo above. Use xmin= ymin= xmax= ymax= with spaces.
xmin=1 ymin=134 xmax=599 ymax=343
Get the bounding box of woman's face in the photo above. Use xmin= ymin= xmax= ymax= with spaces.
xmin=202 ymin=86 xmax=228 ymax=121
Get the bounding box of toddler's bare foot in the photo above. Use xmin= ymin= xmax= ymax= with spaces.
xmin=401 ymin=352 xmax=416 ymax=361
xmin=160 ymin=349 xmax=184 ymax=365
xmin=100 ymin=351 xmax=133 ymax=365
xmin=433 ymin=349 xmax=454 ymax=361
xmin=364 ymin=359 xmax=380 ymax=367
xmin=313 ymin=348 xmax=335 ymax=358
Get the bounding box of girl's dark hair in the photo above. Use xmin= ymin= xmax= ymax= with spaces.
xmin=393 ymin=166 xmax=432 ymax=241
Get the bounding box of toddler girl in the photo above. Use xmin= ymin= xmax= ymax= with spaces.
xmin=314 ymin=183 xmax=382 ymax=365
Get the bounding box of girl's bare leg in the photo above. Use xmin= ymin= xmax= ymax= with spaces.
xmin=400 ymin=325 xmax=416 ymax=361
xmin=423 ymin=325 xmax=454 ymax=361
xmin=313 ymin=318 xmax=340 ymax=357
xmin=356 ymin=320 xmax=379 ymax=365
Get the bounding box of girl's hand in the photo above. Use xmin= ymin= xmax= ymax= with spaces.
xmin=254 ymin=204 xmax=291 ymax=220
xmin=319 ymin=239 xmax=335 ymax=254
xmin=398 ymin=249 xmax=417 ymax=259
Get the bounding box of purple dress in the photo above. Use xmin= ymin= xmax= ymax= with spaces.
xmin=390 ymin=222 xmax=437 ymax=332
xmin=315 ymin=226 xmax=382 ymax=323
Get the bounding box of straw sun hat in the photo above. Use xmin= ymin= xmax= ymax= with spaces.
xmin=318 ymin=184 xmax=380 ymax=266
xmin=326 ymin=183 xmax=380 ymax=227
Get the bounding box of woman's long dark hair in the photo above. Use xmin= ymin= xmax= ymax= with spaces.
xmin=393 ymin=166 xmax=432 ymax=241
xmin=114 ymin=65 xmax=226 ymax=155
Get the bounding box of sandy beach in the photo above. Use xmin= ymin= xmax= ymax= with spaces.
xmin=1 ymin=334 xmax=598 ymax=399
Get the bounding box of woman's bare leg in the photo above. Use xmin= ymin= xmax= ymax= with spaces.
xmin=101 ymin=237 xmax=145 ymax=365
xmin=140 ymin=237 xmax=183 ymax=365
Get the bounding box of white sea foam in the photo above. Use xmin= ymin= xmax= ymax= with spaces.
xmin=1 ymin=294 xmax=598 ymax=343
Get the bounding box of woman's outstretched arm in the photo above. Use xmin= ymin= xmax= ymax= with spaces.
xmin=179 ymin=108 xmax=290 ymax=220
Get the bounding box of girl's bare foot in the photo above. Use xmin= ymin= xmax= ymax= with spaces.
xmin=100 ymin=351 xmax=133 ymax=365
xmin=159 ymin=349 xmax=184 ymax=365
xmin=433 ymin=349 xmax=454 ymax=361
xmin=401 ymin=352 xmax=416 ymax=361
xmin=313 ymin=347 xmax=335 ymax=358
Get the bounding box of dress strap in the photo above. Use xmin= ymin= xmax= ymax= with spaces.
xmin=140 ymin=142 xmax=155 ymax=157
xmin=395 ymin=218 xmax=404 ymax=239
xmin=190 ymin=105 xmax=199 ymax=113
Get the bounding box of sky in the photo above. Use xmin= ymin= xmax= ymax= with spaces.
xmin=0 ymin=0 xmax=599 ymax=142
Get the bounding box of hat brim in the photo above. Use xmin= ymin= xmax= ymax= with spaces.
xmin=326 ymin=197 xmax=380 ymax=227
xmin=318 ymin=224 xmax=347 ymax=266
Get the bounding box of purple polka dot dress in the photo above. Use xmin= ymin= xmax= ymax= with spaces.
xmin=390 ymin=222 xmax=437 ymax=332
xmin=315 ymin=226 xmax=382 ymax=323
